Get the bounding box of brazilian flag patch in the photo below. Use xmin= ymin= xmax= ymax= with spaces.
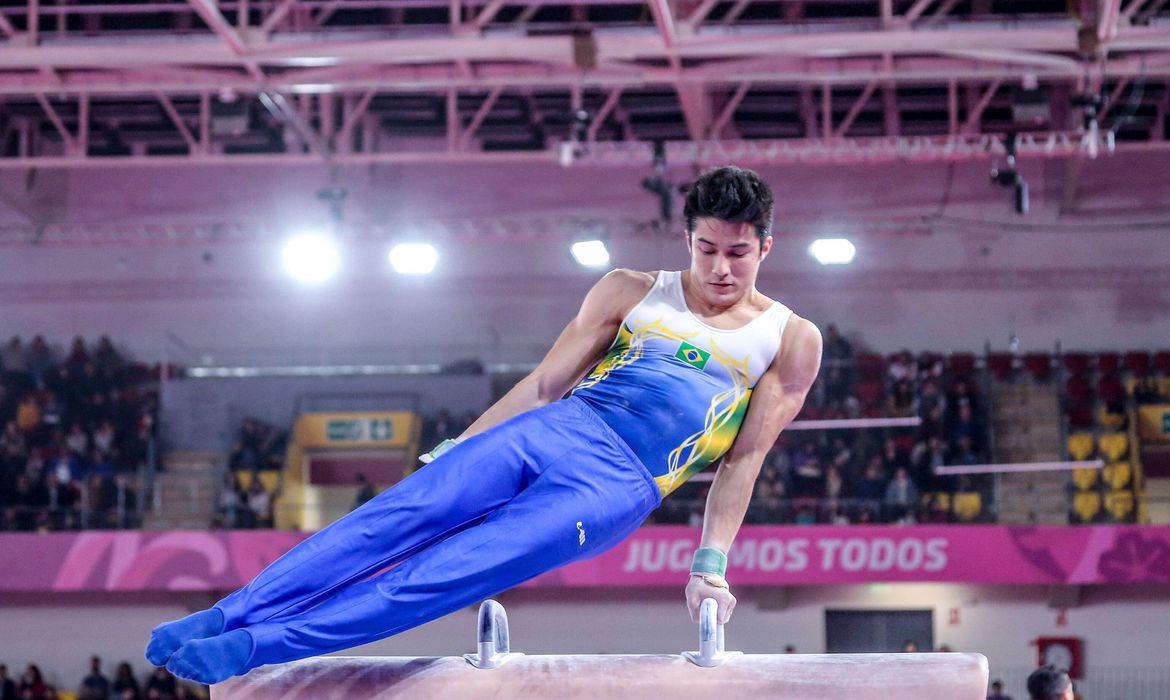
xmin=675 ymin=341 xmax=711 ymax=370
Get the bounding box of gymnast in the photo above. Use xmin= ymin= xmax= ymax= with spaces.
xmin=146 ymin=165 xmax=823 ymax=685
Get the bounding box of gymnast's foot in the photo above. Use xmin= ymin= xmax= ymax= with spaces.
xmin=167 ymin=629 xmax=254 ymax=685
xmin=145 ymin=608 xmax=226 ymax=666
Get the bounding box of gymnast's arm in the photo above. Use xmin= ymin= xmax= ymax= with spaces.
xmin=686 ymin=316 xmax=822 ymax=622
xmin=456 ymin=269 xmax=653 ymax=442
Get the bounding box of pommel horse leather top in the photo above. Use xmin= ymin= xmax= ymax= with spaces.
xmin=211 ymin=600 xmax=989 ymax=700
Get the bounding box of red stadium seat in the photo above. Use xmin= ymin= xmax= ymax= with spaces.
xmin=1065 ymin=375 xmax=1092 ymax=404
xmin=856 ymin=380 xmax=885 ymax=408
xmin=1063 ymin=353 xmax=1090 ymax=374
xmin=1067 ymin=404 xmax=1095 ymax=429
xmin=1097 ymin=352 xmax=1120 ymax=373
xmin=987 ymin=353 xmax=1014 ymax=380
xmin=1123 ymin=351 xmax=1151 ymax=375
xmin=1154 ymin=351 xmax=1170 ymax=373
xmin=948 ymin=352 xmax=976 ymax=377
xmin=1023 ymin=353 xmax=1053 ymax=381
xmin=798 ymin=405 xmax=822 ymax=420
xmin=1098 ymin=375 xmax=1125 ymax=405
xmin=855 ymin=353 xmax=885 ymax=381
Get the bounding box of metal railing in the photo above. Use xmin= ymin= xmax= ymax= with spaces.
xmin=1 ymin=477 xmax=145 ymax=531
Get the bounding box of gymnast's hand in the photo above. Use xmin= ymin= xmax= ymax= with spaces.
xmin=685 ymin=573 xmax=736 ymax=624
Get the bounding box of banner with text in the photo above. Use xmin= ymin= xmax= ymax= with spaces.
xmin=1 ymin=525 xmax=1168 ymax=593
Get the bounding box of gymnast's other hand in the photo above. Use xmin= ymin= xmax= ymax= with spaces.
xmin=685 ymin=572 xmax=736 ymax=625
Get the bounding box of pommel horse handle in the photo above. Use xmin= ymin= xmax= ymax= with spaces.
xmin=464 ymin=599 xmax=524 ymax=669
xmin=683 ymin=597 xmax=742 ymax=668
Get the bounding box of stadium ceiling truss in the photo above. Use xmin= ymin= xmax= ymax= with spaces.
xmin=0 ymin=0 xmax=1167 ymax=168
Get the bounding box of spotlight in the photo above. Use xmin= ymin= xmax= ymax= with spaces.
xmin=808 ymin=238 xmax=856 ymax=266
xmin=389 ymin=243 xmax=438 ymax=275
xmin=282 ymin=234 xmax=340 ymax=284
xmin=570 ymin=239 xmax=610 ymax=268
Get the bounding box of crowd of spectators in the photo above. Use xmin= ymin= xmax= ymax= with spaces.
xmin=0 ymin=335 xmax=158 ymax=532
xmin=218 ymin=418 xmax=287 ymax=529
xmin=0 ymin=656 xmax=205 ymax=700
xmin=653 ymin=325 xmax=992 ymax=526
xmin=226 ymin=418 xmax=286 ymax=473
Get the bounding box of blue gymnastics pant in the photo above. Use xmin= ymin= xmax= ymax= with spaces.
xmin=213 ymin=396 xmax=662 ymax=671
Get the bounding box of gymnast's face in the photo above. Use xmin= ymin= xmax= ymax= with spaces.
xmin=686 ymin=217 xmax=772 ymax=306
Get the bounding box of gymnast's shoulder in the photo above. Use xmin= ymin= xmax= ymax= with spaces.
xmin=579 ymin=269 xmax=656 ymax=322
xmin=592 ymin=268 xmax=656 ymax=298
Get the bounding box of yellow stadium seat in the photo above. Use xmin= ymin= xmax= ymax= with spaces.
xmin=1072 ymin=468 xmax=1099 ymax=491
xmin=1074 ymin=492 xmax=1101 ymax=522
xmin=1105 ymin=490 xmax=1135 ymax=521
xmin=1067 ymin=433 xmax=1095 ymax=461
xmin=1097 ymin=404 xmax=1126 ymax=430
xmin=952 ymin=492 xmax=982 ymax=521
xmin=1099 ymin=433 xmax=1129 ymax=461
xmin=1103 ymin=462 xmax=1132 ymax=490
xmin=921 ymin=492 xmax=951 ymax=510
xmin=236 ymin=470 xmax=281 ymax=493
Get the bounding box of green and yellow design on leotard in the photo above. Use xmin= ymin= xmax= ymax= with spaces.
xmin=657 ymin=339 xmax=756 ymax=495
xmin=576 ymin=318 xmax=695 ymax=392
xmin=572 ymin=270 xmax=785 ymax=500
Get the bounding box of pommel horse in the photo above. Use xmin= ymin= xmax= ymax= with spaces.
xmin=212 ymin=599 xmax=989 ymax=699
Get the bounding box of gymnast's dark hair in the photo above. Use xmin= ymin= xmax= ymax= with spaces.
xmin=683 ymin=166 xmax=775 ymax=246
xmin=1026 ymin=665 xmax=1072 ymax=700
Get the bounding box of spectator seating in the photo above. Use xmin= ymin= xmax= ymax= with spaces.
xmin=1023 ymin=353 xmax=1052 ymax=381
xmin=1099 ymin=433 xmax=1129 ymax=462
xmin=1097 ymin=404 xmax=1126 ymax=430
xmin=1066 ymin=433 xmax=1094 ymax=461
xmin=948 ymin=352 xmax=976 ymax=377
xmin=1062 ymin=352 xmax=1091 ymax=374
xmin=1103 ymin=462 xmax=1132 ymax=490
xmin=854 ymin=353 xmax=885 ymax=381
xmin=1065 ymin=375 xmax=1092 ymax=405
xmin=1096 ymin=352 xmax=1121 ymax=373
xmin=1072 ymin=468 xmax=1099 ymax=491
xmin=952 ymin=492 xmax=982 ymax=522
xmin=1074 ymin=492 xmax=1102 ymax=522
xmin=1097 ymin=375 xmax=1125 ymax=405
xmin=1154 ymin=351 xmax=1170 ymax=373
xmin=1123 ymin=351 xmax=1151 ymax=375
xmin=987 ymin=353 xmax=1014 ymax=380
xmin=238 ymin=470 xmax=281 ymax=495
xmin=1104 ymin=490 xmax=1134 ymax=520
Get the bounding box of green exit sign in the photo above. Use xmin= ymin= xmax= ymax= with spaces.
xmin=327 ymin=419 xmax=394 ymax=442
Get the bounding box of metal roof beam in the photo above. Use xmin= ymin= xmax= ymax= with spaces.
xmin=708 ymin=82 xmax=749 ymax=140
xmin=459 ymin=85 xmax=503 ymax=147
xmin=260 ymin=0 xmax=298 ymax=34
xmin=4 ymin=25 xmax=1170 ymax=70
xmin=961 ymin=78 xmax=1002 ymax=134
xmin=587 ymin=87 xmax=622 ymax=142
xmin=185 ymin=0 xmax=266 ymax=81
xmin=157 ymin=92 xmax=201 ymax=152
xmin=34 ymin=93 xmax=76 ymax=154
xmin=833 ymin=80 xmax=879 ymax=138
